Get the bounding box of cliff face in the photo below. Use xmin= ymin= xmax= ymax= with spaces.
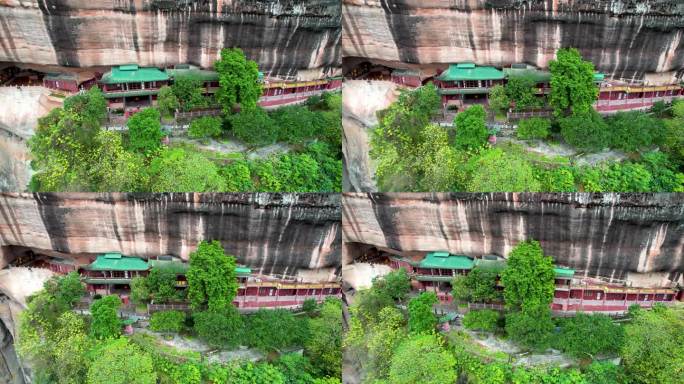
xmin=342 ymin=193 xmax=684 ymax=282
xmin=0 ymin=0 xmax=341 ymax=78
xmin=343 ymin=0 xmax=684 ymax=80
xmin=0 ymin=193 xmax=341 ymax=279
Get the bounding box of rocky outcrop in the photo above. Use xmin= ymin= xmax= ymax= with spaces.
xmin=342 ymin=193 xmax=684 ymax=282
xmin=343 ymin=0 xmax=684 ymax=81
xmin=0 ymin=193 xmax=341 ymax=279
xmin=0 ymin=0 xmax=341 ymax=79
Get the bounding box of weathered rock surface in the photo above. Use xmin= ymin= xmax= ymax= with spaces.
xmin=343 ymin=0 xmax=684 ymax=81
xmin=0 ymin=193 xmax=341 ymax=279
xmin=0 ymin=0 xmax=341 ymax=78
xmin=342 ymin=193 xmax=684 ymax=282
xmin=342 ymin=80 xmax=398 ymax=192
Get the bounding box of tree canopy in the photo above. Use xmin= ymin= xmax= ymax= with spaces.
xmin=388 ymin=333 xmax=457 ymax=384
xmin=454 ymin=104 xmax=489 ymax=150
xmin=90 ymin=295 xmax=122 ymax=340
xmin=407 ymin=291 xmax=438 ymax=334
xmin=549 ymin=48 xmax=599 ymax=116
xmin=126 ymin=108 xmax=164 ymax=155
xmin=87 ymin=338 xmax=157 ymax=384
xmin=186 ymin=240 xmax=238 ymax=311
xmin=500 ymin=240 xmax=555 ymax=311
xmin=214 ymin=48 xmax=262 ymax=113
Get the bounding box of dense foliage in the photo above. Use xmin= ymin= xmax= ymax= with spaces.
xmin=407 ymin=291 xmax=438 ymax=334
xmin=451 ymin=266 xmax=502 ymax=303
xmin=87 ymin=338 xmax=157 ymax=384
xmin=388 ymin=333 xmax=457 ymax=384
xmin=214 ymin=47 xmax=262 ymax=113
xmin=90 ymin=295 xmax=122 ymax=340
xmin=462 ymin=309 xmax=499 ymax=332
xmin=193 ymin=307 xmax=244 ymax=348
xmin=454 ymin=104 xmax=489 ymax=150
xmin=186 ymin=240 xmax=238 ymax=311
xmin=127 ymin=108 xmax=164 ymax=155
xmin=506 ymin=76 xmax=540 ymax=110
xmin=149 ymin=310 xmax=186 ymax=333
xmin=549 ymin=48 xmax=599 ymax=116
xmin=188 ymin=116 xmax=223 ymax=140
xmin=553 ymin=313 xmax=624 ymax=358
xmin=516 ymin=117 xmax=550 ymax=140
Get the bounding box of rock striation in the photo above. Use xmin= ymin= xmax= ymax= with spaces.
xmin=0 ymin=193 xmax=341 ymax=279
xmin=342 ymin=193 xmax=684 ymax=283
xmin=0 ymin=0 xmax=341 ymax=79
xmin=343 ymin=0 xmax=684 ymax=81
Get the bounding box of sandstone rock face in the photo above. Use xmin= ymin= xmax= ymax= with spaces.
xmin=342 ymin=193 xmax=684 ymax=282
xmin=343 ymin=0 xmax=684 ymax=80
xmin=0 ymin=0 xmax=341 ymax=78
xmin=0 ymin=193 xmax=341 ymax=279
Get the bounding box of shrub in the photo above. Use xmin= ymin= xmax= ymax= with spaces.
xmin=149 ymin=310 xmax=185 ymax=333
xmin=559 ymin=110 xmax=610 ymax=152
xmin=553 ymin=313 xmax=623 ymax=358
xmin=193 ymin=307 xmax=243 ymax=348
xmin=188 ymin=116 xmax=222 ymax=139
xmin=228 ymin=107 xmax=278 ymax=145
xmin=516 ymin=117 xmax=550 ymax=140
xmin=463 ymin=310 xmax=499 ymax=332
xmin=454 ymin=105 xmax=489 ymax=150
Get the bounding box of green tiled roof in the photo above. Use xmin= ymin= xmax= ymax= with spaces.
xmin=593 ymin=73 xmax=605 ymax=82
xmin=102 ymin=89 xmax=159 ymax=99
xmin=554 ymin=267 xmax=575 ymax=278
xmin=44 ymin=73 xmax=77 ymax=82
xmin=166 ymin=64 xmax=219 ymax=82
xmin=436 ymin=63 xmax=505 ymax=81
xmin=420 ymin=252 xmax=474 ymax=270
xmin=149 ymin=259 xmax=188 ymax=274
xmin=473 ymin=258 xmax=507 ymax=272
xmin=236 ymin=267 xmax=252 ymax=276
xmin=86 ymin=253 xmax=149 ymax=271
xmin=503 ymin=67 xmax=551 ymax=83
xmin=85 ymin=278 xmax=132 ymax=285
xmin=101 ymin=65 xmax=169 ymax=84
xmin=415 ymin=275 xmax=455 ymax=282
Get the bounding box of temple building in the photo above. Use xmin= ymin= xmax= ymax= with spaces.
xmin=99 ymin=64 xmax=170 ymax=112
xmin=387 ymin=252 xmax=681 ymax=315
xmin=81 ymin=253 xmax=151 ymax=295
xmin=433 ymin=63 xmax=505 ymax=108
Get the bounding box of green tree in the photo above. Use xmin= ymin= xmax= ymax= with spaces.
xmin=467 ymin=149 xmax=541 ymax=192
xmin=408 ymin=291 xmax=438 ymax=334
xmin=488 ymin=84 xmax=510 ymax=114
xmin=87 ymin=338 xmax=156 ymax=384
xmin=193 ymin=307 xmax=244 ymax=348
xmin=549 ymin=47 xmax=599 ymax=116
xmin=583 ymin=361 xmax=624 ymax=384
xmin=621 ymin=307 xmax=684 ymax=384
xmin=188 ymin=116 xmax=223 ymax=140
xmin=505 ymin=305 xmax=554 ymax=349
xmin=171 ymin=76 xmax=208 ymax=112
xmin=149 ymin=310 xmax=186 ymax=333
xmin=559 ymin=110 xmax=610 ymax=152
xmin=506 ymin=76 xmax=539 ymax=110
xmin=220 ymin=159 xmax=256 ymax=192
xmin=538 ymin=167 xmax=577 ymax=192
xmin=388 ymin=333 xmax=457 ymax=384
xmin=244 ymin=309 xmax=308 ymax=352
xmin=302 ymin=298 xmax=318 ymax=316
xmin=157 ymin=85 xmax=180 ymax=118
xmin=86 ymin=130 xmax=145 ymax=191
xmin=455 ymin=104 xmax=489 ymax=150
xmin=146 ymin=148 xmax=226 ymax=192
xmin=130 ymin=276 xmax=150 ymax=305
xmin=228 ymin=107 xmax=278 ymax=145
xmin=127 ymin=108 xmax=164 ymax=155
xmin=352 ymin=286 xmax=395 ymax=326
xmin=45 ymin=271 xmax=85 ymax=309
xmin=275 ymin=354 xmax=317 ymax=384
xmin=271 ymin=105 xmax=327 ymax=144
xmin=305 ymin=299 xmax=343 ymax=378
xmin=370 ymin=84 xmax=441 ymax=191
xmin=214 ymin=48 xmax=262 ymax=113
xmin=186 ymin=240 xmax=238 ymax=311
xmin=147 ymin=267 xmax=179 ymax=303
xmin=52 ymin=311 xmax=91 ymax=384
xmin=451 ymin=275 xmax=471 ymax=302
xmin=500 ymin=240 xmax=555 ymax=311
xmin=605 ymin=111 xmax=664 ymax=152
xmin=374 ymin=268 xmax=411 ymax=302
xmin=464 ymin=266 xmax=501 ymax=303
xmin=463 ymin=309 xmax=499 ymax=332
xmin=366 ymin=306 xmax=405 ymax=381
xmin=554 ymin=313 xmax=623 ymax=358
xmin=90 ymin=295 xmax=122 ymax=340
xmin=516 ymin=117 xmax=550 ymax=140
xmin=62 ymin=86 xmax=107 ymax=143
